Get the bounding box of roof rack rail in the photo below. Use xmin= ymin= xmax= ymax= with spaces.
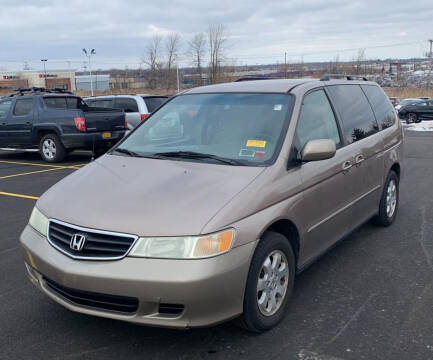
xmin=320 ymin=74 xmax=368 ymax=81
xmin=234 ymin=76 xmax=270 ymax=82
xmin=7 ymin=87 xmax=74 ymax=97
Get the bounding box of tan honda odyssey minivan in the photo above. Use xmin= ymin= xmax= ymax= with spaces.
xmin=21 ymin=78 xmax=403 ymax=332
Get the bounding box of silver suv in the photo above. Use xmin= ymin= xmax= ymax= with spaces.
xmin=21 ymin=78 xmax=403 ymax=332
xmin=85 ymin=94 xmax=168 ymax=130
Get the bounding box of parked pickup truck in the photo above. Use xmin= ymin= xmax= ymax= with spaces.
xmin=0 ymin=88 xmax=126 ymax=162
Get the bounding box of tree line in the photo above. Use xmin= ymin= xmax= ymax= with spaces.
xmin=142 ymin=24 xmax=228 ymax=90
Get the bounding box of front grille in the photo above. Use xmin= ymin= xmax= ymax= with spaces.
xmin=44 ymin=277 xmax=139 ymax=313
xmin=48 ymin=220 xmax=137 ymax=260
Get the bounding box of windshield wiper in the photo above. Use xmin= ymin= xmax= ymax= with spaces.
xmin=111 ymin=148 xmax=142 ymax=157
xmin=152 ymin=151 xmax=245 ymax=165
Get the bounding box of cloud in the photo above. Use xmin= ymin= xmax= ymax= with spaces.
xmin=0 ymin=0 xmax=431 ymax=70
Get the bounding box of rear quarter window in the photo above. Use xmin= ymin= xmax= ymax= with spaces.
xmin=327 ymin=85 xmax=379 ymax=144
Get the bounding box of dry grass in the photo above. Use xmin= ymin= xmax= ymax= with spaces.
xmin=383 ymin=87 xmax=433 ymax=99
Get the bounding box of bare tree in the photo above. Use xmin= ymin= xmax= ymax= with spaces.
xmin=187 ymin=33 xmax=206 ymax=85
xmin=208 ymin=24 xmax=228 ymax=84
xmin=165 ymin=33 xmax=181 ymax=90
xmin=354 ymin=48 xmax=366 ymax=75
xmin=142 ymin=35 xmax=162 ymax=89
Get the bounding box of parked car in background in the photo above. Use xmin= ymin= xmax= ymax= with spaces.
xmin=389 ymin=97 xmax=401 ymax=107
xmin=85 ymin=94 xmax=168 ymax=130
xmin=0 ymin=88 xmax=126 ymax=162
xmin=398 ymin=99 xmax=433 ymax=123
xmin=21 ymin=78 xmax=403 ymax=332
xmin=394 ymin=98 xmax=424 ymax=111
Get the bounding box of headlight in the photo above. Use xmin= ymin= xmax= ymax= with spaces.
xmin=129 ymin=229 xmax=235 ymax=259
xmin=29 ymin=207 xmax=48 ymax=237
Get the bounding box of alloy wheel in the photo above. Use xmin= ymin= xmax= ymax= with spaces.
xmin=42 ymin=139 xmax=57 ymax=159
xmin=257 ymin=250 xmax=289 ymax=316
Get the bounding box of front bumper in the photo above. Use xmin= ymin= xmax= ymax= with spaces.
xmin=20 ymin=225 xmax=256 ymax=328
xmin=61 ymin=131 xmax=125 ymax=150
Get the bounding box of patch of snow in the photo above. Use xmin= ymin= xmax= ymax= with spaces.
xmin=406 ymin=121 xmax=433 ymax=132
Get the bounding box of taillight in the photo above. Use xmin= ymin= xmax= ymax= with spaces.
xmin=124 ymin=114 xmax=128 ymax=129
xmin=140 ymin=113 xmax=149 ymax=121
xmin=74 ymin=117 xmax=86 ymax=132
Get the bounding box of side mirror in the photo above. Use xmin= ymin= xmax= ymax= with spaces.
xmin=301 ymin=139 xmax=336 ymax=162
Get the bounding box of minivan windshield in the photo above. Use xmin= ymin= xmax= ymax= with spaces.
xmin=114 ymin=93 xmax=294 ymax=166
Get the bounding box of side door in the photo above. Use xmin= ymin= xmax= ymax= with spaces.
xmin=293 ymin=89 xmax=356 ymax=263
xmin=0 ymin=99 xmax=13 ymax=146
xmin=327 ymin=84 xmax=384 ymax=229
xmin=414 ymin=101 xmax=428 ymax=119
xmin=425 ymin=101 xmax=433 ymax=119
xmin=6 ymin=97 xmax=34 ymax=146
xmin=114 ymin=97 xmax=140 ymax=128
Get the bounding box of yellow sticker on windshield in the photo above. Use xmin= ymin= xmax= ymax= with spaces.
xmin=246 ymin=140 xmax=267 ymax=148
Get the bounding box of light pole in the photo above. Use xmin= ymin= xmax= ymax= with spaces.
xmin=41 ymin=59 xmax=48 ymax=88
xmin=82 ymin=48 xmax=95 ymax=96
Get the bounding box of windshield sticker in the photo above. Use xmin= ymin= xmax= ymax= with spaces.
xmin=239 ymin=149 xmax=255 ymax=157
xmin=254 ymin=151 xmax=265 ymax=158
xmin=273 ymin=104 xmax=283 ymax=111
xmin=246 ymin=139 xmax=267 ymax=148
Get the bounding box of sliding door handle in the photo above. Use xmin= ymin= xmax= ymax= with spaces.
xmin=355 ymin=154 xmax=365 ymax=166
xmin=342 ymin=161 xmax=353 ymax=172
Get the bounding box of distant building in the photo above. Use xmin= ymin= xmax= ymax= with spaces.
xmin=75 ymin=74 xmax=110 ymax=92
xmin=0 ymin=70 xmax=76 ymax=91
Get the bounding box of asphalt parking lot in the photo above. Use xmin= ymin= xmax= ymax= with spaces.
xmin=1 ymin=129 xmax=433 ymax=360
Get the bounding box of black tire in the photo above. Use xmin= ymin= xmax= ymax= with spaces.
xmin=406 ymin=113 xmax=417 ymax=124
xmin=373 ymin=170 xmax=399 ymax=227
xmin=240 ymin=231 xmax=296 ymax=333
xmin=39 ymin=133 xmax=66 ymax=163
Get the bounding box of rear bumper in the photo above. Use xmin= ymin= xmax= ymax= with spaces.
xmin=20 ymin=225 xmax=256 ymax=328
xmin=61 ymin=131 xmax=125 ymax=150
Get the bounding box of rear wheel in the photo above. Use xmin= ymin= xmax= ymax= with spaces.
xmin=373 ymin=170 xmax=399 ymax=226
xmin=39 ymin=134 xmax=66 ymax=163
xmin=240 ymin=231 xmax=295 ymax=333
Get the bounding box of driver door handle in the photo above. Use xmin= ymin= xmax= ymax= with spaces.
xmin=355 ymin=154 xmax=365 ymax=165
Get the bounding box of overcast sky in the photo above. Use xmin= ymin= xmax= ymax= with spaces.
xmin=1 ymin=0 xmax=432 ymax=71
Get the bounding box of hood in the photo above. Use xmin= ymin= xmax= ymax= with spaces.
xmin=37 ymin=154 xmax=265 ymax=236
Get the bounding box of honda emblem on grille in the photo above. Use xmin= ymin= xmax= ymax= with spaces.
xmin=70 ymin=234 xmax=86 ymax=251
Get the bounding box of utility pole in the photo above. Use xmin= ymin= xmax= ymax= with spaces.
xmin=427 ymin=39 xmax=433 ymax=89
xmin=176 ymin=63 xmax=180 ymax=93
xmin=284 ymin=52 xmax=287 ymax=79
xmin=41 ymin=59 xmax=47 ymax=87
xmin=66 ymin=61 xmax=73 ymax=91
xmin=82 ymin=48 xmax=95 ymax=96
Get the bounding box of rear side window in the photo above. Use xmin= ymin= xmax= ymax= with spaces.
xmin=0 ymin=100 xmax=12 ymax=117
xmin=114 ymin=98 xmax=139 ymax=113
xmin=87 ymin=99 xmax=114 ymax=108
xmin=143 ymin=97 xmax=167 ymax=112
xmin=327 ymin=85 xmax=379 ymax=144
xmin=44 ymin=97 xmax=81 ymax=109
xmin=361 ymin=85 xmax=396 ymax=130
xmin=13 ymin=98 xmax=33 ymax=116
xmin=294 ymin=89 xmax=341 ymax=155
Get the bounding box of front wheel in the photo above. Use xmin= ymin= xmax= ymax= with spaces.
xmin=39 ymin=134 xmax=66 ymax=163
xmin=406 ymin=112 xmax=417 ymax=124
xmin=240 ymin=231 xmax=296 ymax=333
